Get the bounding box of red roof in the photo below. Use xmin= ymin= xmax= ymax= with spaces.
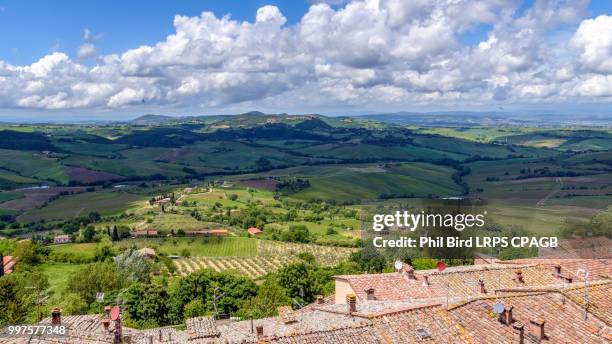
xmin=248 ymin=227 xmax=262 ymax=235
xmin=206 ymin=229 xmax=228 ymax=236
xmin=130 ymin=230 xmax=158 ymax=236
xmin=3 ymin=255 xmax=14 ymax=275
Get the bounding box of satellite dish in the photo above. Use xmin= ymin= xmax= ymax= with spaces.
xmin=394 ymin=260 xmax=403 ymax=271
xmin=576 ymin=268 xmax=589 ymax=279
xmin=110 ymin=306 xmax=121 ymax=321
xmin=436 ymin=261 xmax=447 ymax=272
xmin=493 ymin=303 xmax=505 ymax=314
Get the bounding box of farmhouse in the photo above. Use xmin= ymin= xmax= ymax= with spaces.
xmin=130 ymin=230 xmax=159 ymax=237
xmin=53 ymin=234 xmax=72 ymax=244
xmin=137 ymin=247 xmax=156 ymax=259
xmin=247 ymin=227 xmax=262 ymax=236
xmin=186 ymin=229 xmax=229 ymax=236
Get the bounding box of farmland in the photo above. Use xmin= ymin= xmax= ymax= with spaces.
xmin=174 ymin=240 xmax=356 ymax=278
xmin=0 ymin=112 xmax=609 ymax=330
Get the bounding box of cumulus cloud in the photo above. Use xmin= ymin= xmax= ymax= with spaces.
xmin=571 ymin=15 xmax=612 ymax=73
xmin=0 ymin=0 xmax=610 ymax=111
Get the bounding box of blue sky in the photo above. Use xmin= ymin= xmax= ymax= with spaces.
xmin=0 ymin=0 xmax=315 ymax=65
xmin=0 ymin=0 xmax=610 ymax=120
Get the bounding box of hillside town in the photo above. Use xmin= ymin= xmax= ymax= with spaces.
xmin=2 ymin=252 xmax=610 ymax=343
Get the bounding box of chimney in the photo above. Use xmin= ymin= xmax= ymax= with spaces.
xmin=512 ymin=322 xmax=525 ymax=344
xmin=114 ymin=307 xmax=123 ymax=344
xmin=499 ymin=305 xmax=514 ymax=325
xmin=422 ymin=274 xmax=430 ymax=287
xmin=105 ymin=306 xmax=112 ymax=319
xmin=256 ymin=325 xmax=264 ymax=338
xmin=515 ymin=270 xmax=524 ymax=284
xmin=529 ymin=319 xmax=546 ymax=340
xmin=365 ymin=288 xmax=375 ymax=300
xmin=316 ymin=295 xmax=324 ymax=304
xmin=405 ymin=265 xmax=416 ymax=280
xmin=51 ymin=307 xmax=61 ymax=325
xmin=478 ymin=279 xmax=487 ymax=294
xmin=346 ymin=294 xmax=357 ymax=313
xmin=101 ymin=319 xmax=110 ymax=331
xmin=554 ymin=264 xmax=561 ymax=277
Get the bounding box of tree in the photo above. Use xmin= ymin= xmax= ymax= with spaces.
xmin=13 ymin=240 xmax=45 ymax=267
xmin=88 ymin=211 xmax=101 ymax=223
xmin=67 ymin=262 xmax=122 ymax=304
xmin=94 ymin=237 xmax=115 ymax=262
xmin=183 ymin=299 xmax=209 ymax=319
xmin=238 ymin=280 xmax=291 ymax=319
xmin=115 ymin=248 xmax=153 ymax=283
xmin=170 ymin=270 xmax=257 ymax=322
xmin=112 ymin=226 xmax=119 ymax=242
xmin=280 ymin=225 xmax=310 ymax=243
xmin=83 ymin=225 xmax=96 ymax=242
xmin=274 ymin=262 xmax=324 ymax=303
xmin=123 ymin=283 xmax=171 ymax=328
xmin=55 ymin=292 xmax=88 ymax=315
xmin=0 ymin=277 xmax=23 ymax=324
xmin=3 ymin=270 xmax=50 ymax=323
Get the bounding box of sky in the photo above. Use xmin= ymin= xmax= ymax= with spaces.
xmin=0 ymin=0 xmax=611 ymax=120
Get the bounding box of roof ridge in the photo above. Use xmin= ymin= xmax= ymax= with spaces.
xmin=259 ymin=321 xmax=373 ymax=340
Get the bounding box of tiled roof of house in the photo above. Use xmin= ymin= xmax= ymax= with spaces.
xmin=370 ymin=304 xmax=472 ymax=343
xmin=564 ymin=281 xmax=612 ymax=325
xmin=336 ymin=264 xmax=562 ymax=301
xmin=185 ymin=316 xmax=219 ymax=340
xmin=263 ymin=323 xmax=383 ymax=344
xmin=500 ymin=258 xmax=611 ymax=280
xmin=449 ymin=291 xmax=611 ymax=343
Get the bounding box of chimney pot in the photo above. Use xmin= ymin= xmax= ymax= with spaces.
xmin=404 ymin=265 xmax=416 ymax=279
xmin=499 ymin=305 xmax=514 ymax=325
xmin=346 ymin=293 xmax=357 ymax=313
xmin=101 ymin=319 xmax=110 ymax=331
xmin=316 ymin=295 xmax=324 ymax=304
xmin=256 ymin=325 xmax=264 ymax=338
xmin=515 ymin=270 xmax=524 ymax=283
xmin=104 ymin=306 xmax=112 ymax=319
xmin=51 ymin=307 xmax=61 ymax=325
xmin=478 ymin=279 xmax=487 ymax=294
xmin=365 ymin=288 xmax=375 ymax=300
xmin=554 ymin=264 xmax=561 ymax=277
xmin=422 ymin=274 xmax=430 ymax=287
xmin=529 ymin=319 xmax=546 ymax=340
xmin=512 ymin=322 xmax=525 ymax=344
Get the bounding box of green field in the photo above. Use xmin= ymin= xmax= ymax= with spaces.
xmin=246 ymin=163 xmax=463 ymax=201
xmin=40 ymin=262 xmax=87 ymax=294
xmin=0 ymin=191 xmax=24 ymax=203
xmin=116 ymin=237 xmax=257 ymax=257
xmin=18 ymin=190 xmax=146 ymax=222
xmin=0 ymin=149 xmax=68 ymax=183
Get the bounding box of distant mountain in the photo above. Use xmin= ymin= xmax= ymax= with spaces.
xmin=240 ymin=111 xmax=266 ymax=116
xmin=131 ymin=114 xmax=176 ymax=125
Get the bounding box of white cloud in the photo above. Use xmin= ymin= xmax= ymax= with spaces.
xmin=571 ymin=15 xmax=612 ymax=73
xmin=77 ymin=43 xmax=96 ymax=59
xmin=0 ymin=0 xmax=610 ymax=112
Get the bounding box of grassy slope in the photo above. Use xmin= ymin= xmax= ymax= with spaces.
xmin=18 ymin=190 xmax=146 ymax=222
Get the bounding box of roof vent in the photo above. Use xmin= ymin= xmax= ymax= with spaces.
xmin=416 ymin=328 xmax=431 ymax=340
xmin=365 ymin=288 xmax=376 ymax=300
